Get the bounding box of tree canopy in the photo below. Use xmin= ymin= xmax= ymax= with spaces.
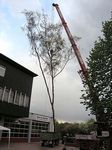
xmin=81 ymin=18 xmax=112 ymax=121
xmin=23 ymin=10 xmax=73 ymax=131
xmin=56 ymin=118 xmax=95 ymax=136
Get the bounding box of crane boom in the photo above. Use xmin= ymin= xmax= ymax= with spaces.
xmin=52 ymin=5 xmax=112 ymax=149
xmin=52 ymin=3 xmax=88 ymax=80
xmin=53 ymin=3 xmax=99 ymax=118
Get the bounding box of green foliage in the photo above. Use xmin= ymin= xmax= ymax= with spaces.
xmin=55 ymin=118 xmax=95 ymax=136
xmin=23 ymin=10 xmax=73 ymax=132
xmin=81 ymin=18 xmax=112 ymax=119
xmin=23 ymin=10 xmax=73 ymax=78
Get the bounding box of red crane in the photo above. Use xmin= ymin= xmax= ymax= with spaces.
xmin=52 ymin=3 xmax=88 ymax=80
xmin=52 ymin=4 xmax=112 ymax=149
xmin=52 ymin=3 xmax=103 ymax=122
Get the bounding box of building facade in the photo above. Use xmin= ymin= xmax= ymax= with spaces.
xmin=0 ymin=53 xmax=53 ymax=143
xmin=1 ymin=113 xmax=53 ymax=143
xmin=0 ymin=53 xmax=37 ymax=118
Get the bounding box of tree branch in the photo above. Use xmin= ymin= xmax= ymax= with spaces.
xmin=54 ymin=56 xmax=74 ymax=78
xmin=34 ymin=48 xmax=52 ymax=104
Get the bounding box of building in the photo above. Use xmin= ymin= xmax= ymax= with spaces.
xmin=0 ymin=53 xmax=37 ymax=118
xmin=0 ymin=53 xmax=53 ymax=143
xmin=2 ymin=112 xmax=54 ymax=143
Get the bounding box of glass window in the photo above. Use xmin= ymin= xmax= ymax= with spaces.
xmin=0 ymin=65 xmax=6 ymax=77
xmin=19 ymin=93 xmax=24 ymax=106
xmin=2 ymin=132 xmax=8 ymax=137
xmin=24 ymin=95 xmax=29 ymax=107
xmin=0 ymin=87 xmax=3 ymax=100
xmin=3 ymin=119 xmax=29 ymax=138
xmin=9 ymin=90 xmax=14 ymax=103
xmin=14 ymin=92 xmax=20 ymax=105
xmin=3 ymin=88 xmax=9 ymax=102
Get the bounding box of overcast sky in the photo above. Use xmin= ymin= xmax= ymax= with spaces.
xmin=0 ymin=0 xmax=112 ymax=123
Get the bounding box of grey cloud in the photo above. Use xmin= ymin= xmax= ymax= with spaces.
xmin=2 ymin=0 xmax=111 ymax=123
xmin=31 ymin=0 xmax=111 ymax=122
xmin=28 ymin=0 xmax=112 ymax=122
xmin=59 ymin=0 xmax=112 ymax=57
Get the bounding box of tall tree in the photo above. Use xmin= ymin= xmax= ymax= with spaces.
xmin=81 ymin=18 xmax=112 ymax=122
xmin=23 ymin=11 xmax=73 ymax=132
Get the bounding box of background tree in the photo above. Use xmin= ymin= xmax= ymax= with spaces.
xmin=81 ymin=18 xmax=112 ymax=121
xmin=86 ymin=118 xmax=95 ymax=133
xmin=23 ymin=11 xmax=73 ymax=132
xmin=55 ymin=118 xmax=95 ymax=136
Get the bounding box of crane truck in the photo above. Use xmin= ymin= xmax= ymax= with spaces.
xmin=53 ymin=3 xmax=111 ymax=150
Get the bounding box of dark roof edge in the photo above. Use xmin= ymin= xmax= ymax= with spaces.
xmin=29 ymin=112 xmax=52 ymax=118
xmin=0 ymin=53 xmax=38 ymax=77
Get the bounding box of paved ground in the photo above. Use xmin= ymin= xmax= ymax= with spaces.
xmin=0 ymin=142 xmax=79 ymax=150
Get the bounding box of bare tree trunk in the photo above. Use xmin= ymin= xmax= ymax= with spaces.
xmin=36 ymin=48 xmax=55 ymax=132
xmin=51 ymin=102 xmax=55 ymax=132
xmin=23 ymin=11 xmax=72 ymax=133
xmin=51 ymin=75 xmax=55 ymax=132
xmin=34 ymin=50 xmax=52 ymax=102
xmin=51 ymin=51 xmax=55 ymax=132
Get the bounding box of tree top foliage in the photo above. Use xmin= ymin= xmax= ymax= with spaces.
xmin=81 ymin=18 xmax=112 ymax=120
xmin=23 ymin=10 xmax=74 ymax=132
xmin=23 ymin=10 xmax=73 ymax=78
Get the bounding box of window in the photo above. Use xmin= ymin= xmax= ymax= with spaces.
xmin=3 ymin=119 xmax=29 ymax=138
xmin=25 ymin=96 xmax=29 ymax=107
xmin=0 ymin=87 xmax=3 ymax=100
xmin=0 ymin=65 xmax=6 ymax=77
xmin=14 ymin=92 xmax=20 ymax=105
xmin=19 ymin=93 xmax=24 ymax=106
xmin=3 ymin=88 xmax=9 ymax=102
xmin=24 ymin=95 xmax=29 ymax=107
xmin=0 ymin=86 xmax=29 ymax=107
xmin=9 ymin=90 xmax=14 ymax=103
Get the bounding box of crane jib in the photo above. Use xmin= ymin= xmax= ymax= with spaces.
xmin=52 ymin=3 xmax=88 ymax=79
